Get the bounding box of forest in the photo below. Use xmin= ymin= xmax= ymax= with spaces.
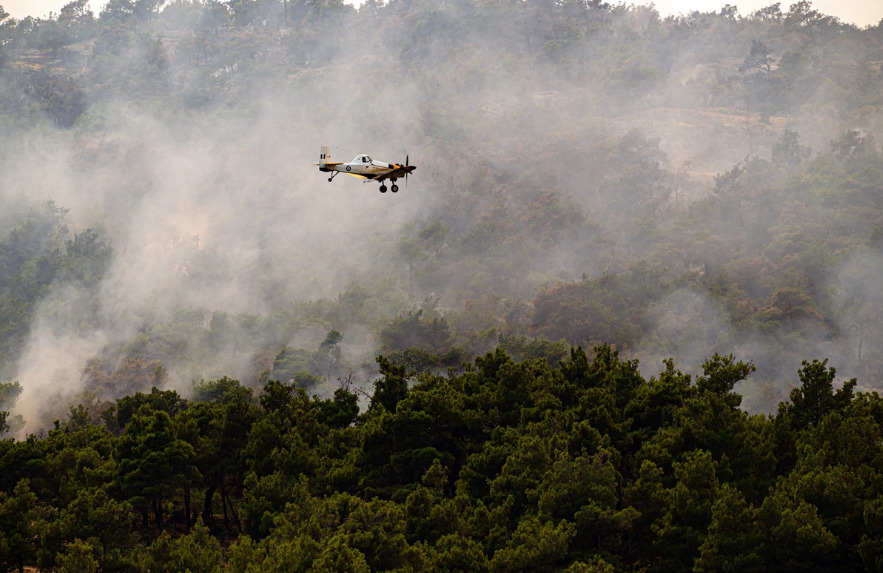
xmin=2 ymin=345 xmax=882 ymax=571
xmin=0 ymin=0 xmax=882 ymax=569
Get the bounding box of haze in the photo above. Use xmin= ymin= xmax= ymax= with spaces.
xmin=656 ymin=0 xmax=881 ymax=26
xmin=1 ymin=0 xmax=883 ymax=436
xmin=4 ymin=0 xmax=882 ymax=27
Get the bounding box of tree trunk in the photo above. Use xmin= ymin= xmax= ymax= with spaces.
xmin=222 ymin=482 xmax=243 ymax=532
xmin=221 ymin=486 xmax=229 ymax=530
xmin=203 ymin=483 xmax=217 ymax=522
xmin=184 ymin=485 xmax=191 ymax=531
xmin=153 ymin=496 xmax=164 ymax=532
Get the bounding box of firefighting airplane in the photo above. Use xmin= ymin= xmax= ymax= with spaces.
xmin=318 ymin=145 xmax=416 ymax=193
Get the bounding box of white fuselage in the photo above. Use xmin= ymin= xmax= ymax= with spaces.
xmin=326 ymin=155 xmax=394 ymax=179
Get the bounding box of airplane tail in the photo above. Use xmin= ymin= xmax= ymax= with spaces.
xmin=319 ymin=145 xmax=333 ymax=169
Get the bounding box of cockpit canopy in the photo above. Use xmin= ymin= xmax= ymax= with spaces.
xmin=354 ymin=155 xmax=371 ymax=163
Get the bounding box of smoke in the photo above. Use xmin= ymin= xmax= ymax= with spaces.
xmin=2 ymin=1 xmax=881 ymax=432
xmin=4 ymin=82 xmax=433 ymax=433
xmin=638 ymin=287 xmax=732 ymax=374
xmin=12 ymin=285 xmax=112 ymax=431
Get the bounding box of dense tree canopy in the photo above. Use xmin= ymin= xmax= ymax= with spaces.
xmin=0 ymin=347 xmax=878 ymax=570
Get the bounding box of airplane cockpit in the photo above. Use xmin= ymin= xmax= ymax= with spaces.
xmin=355 ymin=155 xmax=372 ymax=163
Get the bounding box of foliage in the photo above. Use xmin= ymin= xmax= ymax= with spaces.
xmin=0 ymin=0 xmax=882 ymax=569
xmin=0 ymin=349 xmax=877 ymax=569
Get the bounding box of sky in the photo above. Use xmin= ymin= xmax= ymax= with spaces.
xmin=2 ymin=0 xmax=882 ymax=27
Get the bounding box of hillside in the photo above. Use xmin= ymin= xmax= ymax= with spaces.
xmin=4 ymin=1 xmax=883 ymax=419
xmin=2 ymin=0 xmax=883 ymax=569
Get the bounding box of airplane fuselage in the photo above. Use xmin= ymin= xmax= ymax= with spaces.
xmin=319 ymin=146 xmax=416 ymax=193
xmin=319 ymin=155 xmax=395 ymax=179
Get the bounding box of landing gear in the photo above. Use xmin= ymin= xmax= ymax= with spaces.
xmin=379 ymin=184 xmax=388 ymax=193
xmin=391 ymin=184 xmax=399 ymax=193
xmin=328 ymin=171 xmax=339 ymax=183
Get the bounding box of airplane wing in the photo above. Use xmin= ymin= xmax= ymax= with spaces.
xmin=373 ymin=165 xmax=414 ymax=182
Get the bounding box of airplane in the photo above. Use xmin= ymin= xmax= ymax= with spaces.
xmin=318 ymin=145 xmax=416 ymax=193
